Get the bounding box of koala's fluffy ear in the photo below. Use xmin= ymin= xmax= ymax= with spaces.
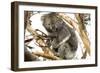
xmin=41 ymin=12 xmax=57 ymax=21
xmin=41 ymin=13 xmax=49 ymax=21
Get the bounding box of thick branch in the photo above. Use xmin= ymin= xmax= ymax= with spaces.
xmin=32 ymin=52 xmax=61 ymax=60
xmin=75 ymin=14 xmax=90 ymax=55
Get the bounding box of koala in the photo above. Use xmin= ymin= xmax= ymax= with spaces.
xmin=41 ymin=12 xmax=78 ymax=59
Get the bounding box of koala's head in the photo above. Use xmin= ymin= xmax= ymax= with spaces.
xmin=41 ymin=12 xmax=62 ymax=32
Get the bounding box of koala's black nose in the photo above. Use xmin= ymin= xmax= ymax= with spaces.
xmin=54 ymin=48 xmax=58 ymax=52
xmin=46 ymin=28 xmax=53 ymax=32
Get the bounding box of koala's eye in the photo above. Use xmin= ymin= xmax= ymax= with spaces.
xmin=48 ymin=24 xmax=51 ymax=25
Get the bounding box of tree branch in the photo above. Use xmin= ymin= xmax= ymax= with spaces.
xmin=32 ymin=52 xmax=61 ymax=60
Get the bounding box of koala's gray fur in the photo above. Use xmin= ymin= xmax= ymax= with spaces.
xmin=41 ymin=12 xmax=78 ymax=59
